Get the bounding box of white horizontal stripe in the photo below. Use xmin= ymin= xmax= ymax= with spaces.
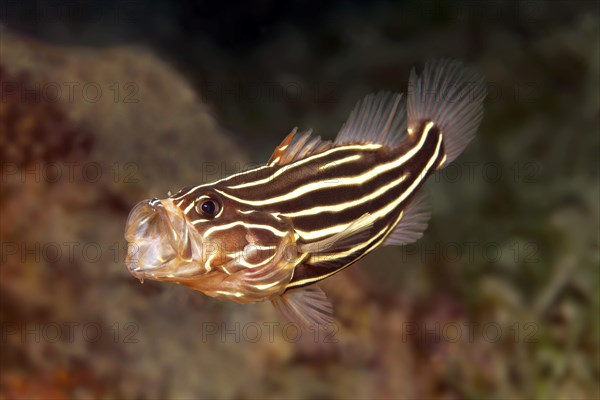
xmin=170 ymin=165 xmax=271 ymax=200
xmin=215 ymin=290 xmax=244 ymax=298
xmin=280 ymin=173 xmax=408 ymax=218
xmin=318 ymin=154 xmax=362 ymax=170
xmin=183 ymin=201 xmax=195 ymax=214
xmin=295 ymin=221 xmax=354 ymax=241
xmin=199 ymin=220 xmax=289 ymax=238
xmin=254 ymin=280 xmax=282 ymax=290
xmin=226 ymin=144 xmax=381 ymax=190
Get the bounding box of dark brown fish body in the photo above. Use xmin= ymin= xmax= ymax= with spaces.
xmin=125 ymin=60 xmax=486 ymax=326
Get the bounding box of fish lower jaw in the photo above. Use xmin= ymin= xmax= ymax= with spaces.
xmin=125 ymin=251 xmax=206 ymax=282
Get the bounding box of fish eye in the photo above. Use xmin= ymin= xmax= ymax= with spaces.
xmin=196 ymin=197 xmax=221 ymax=218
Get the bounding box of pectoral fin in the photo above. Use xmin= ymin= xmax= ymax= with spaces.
xmin=300 ymin=212 xmax=373 ymax=254
xmin=271 ymin=286 xmax=333 ymax=327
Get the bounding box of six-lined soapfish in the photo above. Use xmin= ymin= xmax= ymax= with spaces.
xmin=124 ymin=59 xmax=487 ymax=326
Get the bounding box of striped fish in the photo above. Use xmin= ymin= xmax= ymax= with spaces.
xmin=125 ymin=59 xmax=487 ymax=326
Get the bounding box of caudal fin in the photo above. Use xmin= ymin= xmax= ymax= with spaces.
xmin=408 ymin=59 xmax=487 ymax=167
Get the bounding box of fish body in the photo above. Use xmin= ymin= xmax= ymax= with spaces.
xmin=125 ymin=60 xmax=487 ymax=326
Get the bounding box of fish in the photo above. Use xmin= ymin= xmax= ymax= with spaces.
xmin=124 ymin=59 xmax=487 ymax=327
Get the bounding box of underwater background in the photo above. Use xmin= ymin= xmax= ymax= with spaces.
xmin=1 ymin=1 xmax=598 ymax=398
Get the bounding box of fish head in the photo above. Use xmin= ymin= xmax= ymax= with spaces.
xmin=125 ymin=187 xmax=294 ymax=286
xmin=124 ymin=195 xmax=209 ymax=281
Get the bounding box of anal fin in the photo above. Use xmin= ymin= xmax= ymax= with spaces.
xmin=271 ymin=286 xmax=333 ymax=327
xmin=383 ymin=192 xmax=431 ymax=246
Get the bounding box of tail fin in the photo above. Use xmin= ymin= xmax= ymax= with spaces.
xmin=408 ymin=59 xmax=487 ymax=167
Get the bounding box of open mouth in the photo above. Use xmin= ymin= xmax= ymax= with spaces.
xmin=124 ymin=198 xmax=195 ymax=280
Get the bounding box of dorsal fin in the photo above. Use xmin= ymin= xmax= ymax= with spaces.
xmin=268 ymin=127 xmax=333 ymax=166
xmin=335 ymin=91 xmax=407 ymax=147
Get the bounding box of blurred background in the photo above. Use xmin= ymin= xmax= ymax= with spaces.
xmin=1 ymin=1 xmax=598 ymax=399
